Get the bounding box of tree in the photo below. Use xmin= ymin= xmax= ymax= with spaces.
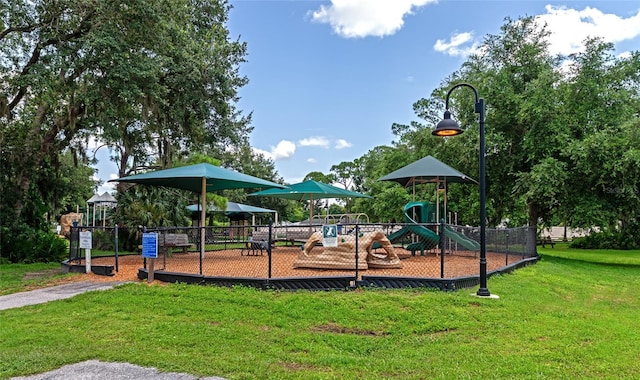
xmin=112 ymin=186 xmax=190 ymax=229
xmin=1 ymin=0 xmax=248 ymax=224
xmin=558 ymin=42 xmax=640 ymax=236
xmin=303 ymin=172 xmax=334 ymax=184
xmin=354 ymin=16 xmax=639 ymax=250
xmin=1 ymin=0 xmax=257 ymax=259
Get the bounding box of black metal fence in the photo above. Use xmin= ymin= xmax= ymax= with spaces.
xmin=67 ymin=225 xmax=137 ymax=274
xmin=126 ymin=222 xmax=538 ymax=290
xmin=66 ymin=222 xmax=538 ymax=290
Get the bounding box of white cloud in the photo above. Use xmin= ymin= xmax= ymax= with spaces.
xmin=87 ymin=135 xmax=101 ymax=150
xmin=433 ymin=32 xmax=478 ymax=57
xmin=535 ymin=5 xmax=640 ymax=56
xmin=618 ymin=51 xmax=632 ymax=60
xmin=298 ymin=136 xmax=330 ymax=148
xmin=310 ymin=0 xmax=436 ymax=38
xmin=254 ymin=136 xmax=353 ymax=163
xmin=252 ymin=147 xmax=273 ymax=160
xmin=271 ymin=140 xmax=297 ymax=159
xmin=334 ymin=139 xmax=353 ymax=149
xmin=253 ymin=140 xmax=296 ymax=161
xmin=433 ymin=6 xmax=640 ymax=59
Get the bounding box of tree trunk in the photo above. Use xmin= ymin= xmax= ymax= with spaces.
xmin=527 ymin=201 xmax=539 ymax=256
xmin=13 ymin=103 xmax=49 ymax=219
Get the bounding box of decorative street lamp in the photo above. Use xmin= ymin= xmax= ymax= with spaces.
xmin=432 ymin=83 xmax=491 ymax=297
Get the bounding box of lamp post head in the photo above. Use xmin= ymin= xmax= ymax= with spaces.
xmin=432 ymin=110 xmax=464 ymax=137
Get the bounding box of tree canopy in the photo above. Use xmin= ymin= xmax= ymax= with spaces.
xmin=344 ymin=17 xmax=640 ymax=247
xmin=1 ymin=0 xmax=253 ymax=222
xmin=0 ymin=0 xmax=283 ymax=260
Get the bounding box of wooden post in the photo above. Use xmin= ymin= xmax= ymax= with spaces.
xmin=148 ymin=258 xmax=155 ymax=283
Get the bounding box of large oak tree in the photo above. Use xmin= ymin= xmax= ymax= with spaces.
xmin=1 ymin=0 xmax=251 ymax=229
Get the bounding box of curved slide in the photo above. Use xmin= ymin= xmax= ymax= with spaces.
xmin=383 ymin=203 xmax=439 ymax=255
xmin=443 ymin=226 xmax=480 ymax=251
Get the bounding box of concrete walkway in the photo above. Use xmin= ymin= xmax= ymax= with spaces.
xmin=11 ymin=360 xmax=227 ymax=380
xmin=0 ymin=281 xmax=129 ymax=311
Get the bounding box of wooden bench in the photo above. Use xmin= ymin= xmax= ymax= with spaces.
xmin=253 ymin=229 xmax=314 ymax=246
xmin=162 ymin=233 xmax=194 ymax=254
xmin=537 ymin=236 xmax=555 ymax=248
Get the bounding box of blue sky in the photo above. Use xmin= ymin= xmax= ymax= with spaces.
xmin=95 ymin=0 xmax=640 ymax=193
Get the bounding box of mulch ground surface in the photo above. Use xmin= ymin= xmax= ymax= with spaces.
xmin=80 ymin=246 xmax=520 ymax=284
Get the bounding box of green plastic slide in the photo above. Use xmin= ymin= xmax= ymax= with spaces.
xmin=443 ymin=226 xmax=480 ymax=251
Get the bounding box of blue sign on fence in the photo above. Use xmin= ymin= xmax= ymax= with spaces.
xmin=142 ymin=233 xmax=158 ymax=259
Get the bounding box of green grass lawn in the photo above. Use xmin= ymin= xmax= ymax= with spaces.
xmin=0 ymin=262 xmax=76 ymax=296
xmin=538 ymin=242 xmax=640 ymax=265
xmin=1 ymin=247 xmax=640 ymax=379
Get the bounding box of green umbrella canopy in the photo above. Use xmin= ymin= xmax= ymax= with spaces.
xmin=379 ymin=155 xmax=476 ymax=220
xmin=110 ymin=163 xmax=287 ymax=193
xmin=248 ymin=180 xmax=371 ymax=201
xmin=378 ymin=155 xmax=477 ymax=187
xmin=110 ymin=163 xmax=287 ymax=254
xmin=248 ymin=180 xmax=371 ymax=222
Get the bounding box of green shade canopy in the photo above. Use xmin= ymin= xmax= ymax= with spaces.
xmin=110 ymin=163 xmax=287 ymax=256
xmin=378 ymin=155 xmax=477 ymax=187
xmin=248 ymin=180 xmax=371 ymax=201
xmin=248 ymin=180 xmax=371 ymax=222
xmin=110 ymin=163 xmax=287 ymax=193
xmin=379 ymin=155 xmax=477 ymax=223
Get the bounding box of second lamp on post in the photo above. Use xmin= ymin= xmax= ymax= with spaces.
xmin=432 ymin=83 xmax=492 ymax=298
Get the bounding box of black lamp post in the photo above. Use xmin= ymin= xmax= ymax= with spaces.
xmin=432 ymin=83 xmax=491 ymax=297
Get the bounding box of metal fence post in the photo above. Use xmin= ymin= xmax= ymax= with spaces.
xmin=440 ymin=219 xmax=445 ymax=278
xmin=268 ymin=218 xmax=273 ymax=279
xmin=142 ymin=226 xmax=147 ymax=269
xmin=200 ymin=226 xmax=204 ymax=275
xmin=354 ymin=224 xmax=359 ymax=285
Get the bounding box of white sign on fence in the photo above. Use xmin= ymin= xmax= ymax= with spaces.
xmin=322 ymin=225 xmax=338 ymax=247
xmin=79 ymin=231 xmax=92 ymax=249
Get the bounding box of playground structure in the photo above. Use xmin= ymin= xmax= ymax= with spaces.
xmin=251 ymin=212 xmax=369 ymax=244
xmin=249 ymin=201 xmax=482 ymax=273
xmin=294 ymin=230 xmax=402 ymax=270
xmin=278 ymin=201 xmax=481 ymax=272
xmin=376 ymin=201 xmax=480 ymax=256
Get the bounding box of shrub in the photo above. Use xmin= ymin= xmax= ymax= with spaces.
xmin=0 ymin=223 xmax=68 ymax=263
xmin=570 ymin=230 xmax=639 ymax=250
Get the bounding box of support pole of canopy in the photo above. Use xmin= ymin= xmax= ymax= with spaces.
xmin=200 ymin=177 xmax=206 ymax=275
xmin=308 ymin=195 xmax=314 ymax=233
xmin=412 ymin=179 xmax=416 ymax=202
xmin=436 ymin=182 xmax=440 ymax=226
